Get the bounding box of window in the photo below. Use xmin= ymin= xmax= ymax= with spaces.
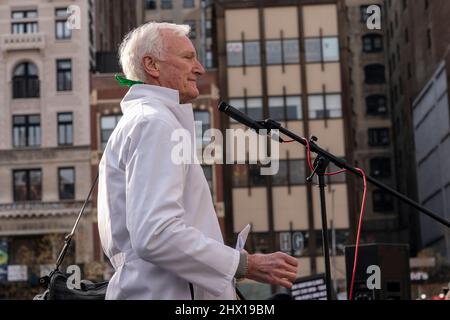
xmin=11 ymin=10 xmax=38 ymax=34
xmin=308 ymin=94 xmax=342 ymax=119
xmin=56 ymin=59 xmax=72 ymax=91
xmin=368 ymin=128 xmax=390 ymax=146
xmin=305 ymin=37 xmax=339 ymax=63
xmin=226 ymin=41 xmax=260 ymax=66
xmin=12 ymin=62 xmax=39 ymax=98
xmin=58 ymin=113 xmax=73 ymax=146
xmin=373 ymin=190 xmax=394 ymax=212
xmin=370 ymin=157 xmax=391 ymax=178
xmin=13 ymin=169 xmax=41 ymax=201
xmin=183 ymin=0 xmax=195 ymax=8
xmin=100 ymin=115 xmax=122 ymax=150
xmin=366 ymin=95 xmax=387 ymax=115
xmin=161 ymin=0 xmax=172 ymax=9
xmin=360 ymin=5 xmax=370 ymax=22
xmin=13 ymin=115 xmax=41 ymax=148
xmin=265 ymin=39 xmax=299 ymax=65
xmin=194 ymin=110 xmax=211 ymax=148
xmin=362 ymin=34 xmax=383 ymax=52
xmin=272 ymin=159 xmax=305 ymax=186
xmin=201 ymin=165 xmax=213 ymax=193
xmin=232 ymin=164 xmax=267 ymax=188
xmin=184 ymin=20 xmax=196 ymax=39
xmin=228 ymin=98 xmax=263 ymax=122
xmin=205 ymin=51 xmax=213 ymax=69
xmin=268 ymin=96 xmax=302 ymax=121
xmin=364 ymin=64 xmax=385 ymax=84
xmin=205 ymin=20 xmax=212 ymax=38
xmin=145 ymin=0 xmax=157 ymax=9
xmin=55 ymin=8 xmax=71 ymax=40
xmin=59 ymin=168 xmax=75 ymax=200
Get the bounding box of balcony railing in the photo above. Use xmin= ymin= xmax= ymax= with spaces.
xmin=0 ymin=32 xmax=45 ymax=51
xmin=0 ymin=201 xmax=91 ymax=218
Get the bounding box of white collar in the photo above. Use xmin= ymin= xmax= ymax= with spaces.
xmin=120 ymin=84 xmax=195 ymax=132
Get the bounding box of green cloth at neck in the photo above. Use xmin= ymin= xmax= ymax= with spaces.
xmin=115 ymin=74 xmax=143 ymax=87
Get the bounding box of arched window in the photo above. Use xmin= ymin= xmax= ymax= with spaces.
xmin=12 ymin=62 xmax=39 ymax=98
xmin=362 ymin=34 xmax=383 ymax=52
xmin=364 ymin=64 xmax=385 ymax=84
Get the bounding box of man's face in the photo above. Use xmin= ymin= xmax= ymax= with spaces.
xmin=156 ymin=31 xmax=205 ymax=103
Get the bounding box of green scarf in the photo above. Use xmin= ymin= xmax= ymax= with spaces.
xmin=115 ymin=74 xmax=143 ymax=87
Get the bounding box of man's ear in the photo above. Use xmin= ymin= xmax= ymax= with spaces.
xmin=142 ymin=55 xmax=160 ymax=78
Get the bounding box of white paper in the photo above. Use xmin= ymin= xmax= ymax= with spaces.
xmin=235 ymin=224 xmax=251 ymax=251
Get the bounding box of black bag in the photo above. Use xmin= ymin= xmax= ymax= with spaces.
xmin=34 ymin=174 xmax=107 ymax=300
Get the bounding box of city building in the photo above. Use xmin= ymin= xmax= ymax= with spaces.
xmin=344 ymin=1 xmax=405 ymax=246
xmin=215 ymin=0 xmax=354 ymax=297
xmin=0 ymin=0 xmax=94 ymax=298
xmin=383 ymin=0 xmax=450 ymax=262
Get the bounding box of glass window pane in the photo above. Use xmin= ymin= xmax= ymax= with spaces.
xmin=59 ymin=168 xmax=75 ymax=199
xmin=55 ymin=8 xmax=68 ymax=17
xmin=26 ymin=10 xmax=37 ymax=18
xmin=272 ymin=160 xmax=288 ymax=186
xmin=233 ymin=164 xmax=248 ymax=187
xmin=305 ymin=38 xmax=321 ymax=62
xmin=283 ymin=39 xmax=300 ymax=63
xmin=322 ymin=37 xmax=339 ymax=61
xmin=249 ymin=164 xmax=266 ymax=187
xmin=29 ymin=170 xmax=42 ymax=200
xmin=14 ymin=171 xmax=27 ymax=201
xmin=246 ymin=98 xmax=263 ymax=120
xmin=58 ymin=113 xmax=72 ymax=122
xmin=286 ymin=96 xmax=302 ymax=120
xmin=244 ymin=41 xmax=260 ymax=65
xmin=325 ymin=94 xmax=342 ymax=118
xmin=13 ymin=64 xmax=25 ymax=77
xmin=28 ymin=115 xmax=40 ymax=124
xmin=308 ymin=95 xmax=325 ymax=119
xmin=227 ymin=42 xmax=243 ymax=66
xmin=269 ymin=97 xmax=285 ymax=121
xmin=12 ymin=11 xmax=24 ymax=19
xmin=101 ymin=116 xmax=117 ymax=129
xmin=266 ymin=40 xmax=282 ymax=65
xmin=290 ymin=160 xmax=305 ymax=184
xmin=27 ymin=63 xmax=38 ymax=76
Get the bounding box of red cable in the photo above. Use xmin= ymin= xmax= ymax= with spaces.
xmin=283 ymin=137 xmax=368 ymax=300
xmin=349 ymin=168 xmax=367 ymax=300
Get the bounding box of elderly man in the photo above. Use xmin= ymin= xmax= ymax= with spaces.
xmin=97 ymin=22 xmax=298 ymax=300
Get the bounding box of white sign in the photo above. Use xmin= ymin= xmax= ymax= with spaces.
xmin=279 ymin=232 xmax=292 ymax=252
xmin=292 ymin=232 xmax=304 ymax=253
xmin=7 ymin=265 xmax=28 ymax=282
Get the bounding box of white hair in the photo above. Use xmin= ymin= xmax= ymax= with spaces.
xmin=118 ymin=22 xmax=190 ymax=82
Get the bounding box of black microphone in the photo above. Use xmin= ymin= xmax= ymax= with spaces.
xmin=218 ymin=101 xmax=283 ymax=142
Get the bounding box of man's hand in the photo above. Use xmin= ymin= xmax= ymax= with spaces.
xmin=245 ymin=251 xmax=298 ymax=289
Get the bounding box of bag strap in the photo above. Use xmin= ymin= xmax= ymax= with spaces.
xmin=54 ymin=172 xmax=99 ymax=271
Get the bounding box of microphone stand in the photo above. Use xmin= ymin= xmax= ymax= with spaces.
xmin=228 ymin=114 xmax=450 ymax=300
xmin=258 ymin=118 xmax=450 ymax=300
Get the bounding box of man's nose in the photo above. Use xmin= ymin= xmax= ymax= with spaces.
xmin=194 ymin=58 xmax=206 ymax=75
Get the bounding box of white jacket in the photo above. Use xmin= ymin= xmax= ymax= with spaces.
xmin=97 ymin=84 xmax=240 ymax=300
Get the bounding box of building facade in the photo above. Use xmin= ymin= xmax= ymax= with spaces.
xmin=215 ymin=0 xmax=354 ymax=296
xmin=0 ymin=0 xmax=94 ymax=298
xmin=344 ymin=1 xmax=405 ymax=246
xmin=383 ymin=0 xmax=450 ymax=262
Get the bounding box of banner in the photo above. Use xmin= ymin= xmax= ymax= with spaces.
xmin=0 ymin=240 xmax=8 ymax=283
